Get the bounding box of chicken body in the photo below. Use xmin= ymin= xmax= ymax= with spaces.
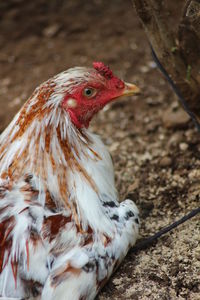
xmin=0 ymin=63 xmax=139 ymax=299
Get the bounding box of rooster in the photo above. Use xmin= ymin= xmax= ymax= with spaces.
xmin=0 ymin=62 xmax=140 ymax=300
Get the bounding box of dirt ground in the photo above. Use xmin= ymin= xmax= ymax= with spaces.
xmin=0 ymin=1 xmax=199 ymax=299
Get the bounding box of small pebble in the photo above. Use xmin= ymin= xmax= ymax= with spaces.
xmin=159 ymin=156 xmax=172 ymax=167
xmin=179 ymin=143 xmax=189 ymax=151
xmin=42 ymin=24 xmax=60 ymax=38
xmin=162 ymin=107 xmax=190 ymax=129
xmin=140 ymin=65 xmax=149 ymax=73
xmin=109 ymin=142 xmax=120 ymax=152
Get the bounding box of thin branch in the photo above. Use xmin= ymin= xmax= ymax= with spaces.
xmin=151 ymin=45 xmax=200 ymax=131
xmin=131 ymin=207 xmax=200 ymax=252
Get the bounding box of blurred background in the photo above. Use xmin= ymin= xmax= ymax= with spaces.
xmin=0 ymin=0 xmax=173 ymax=131
xmin=0 ymin=1 xmax=199 ymax=299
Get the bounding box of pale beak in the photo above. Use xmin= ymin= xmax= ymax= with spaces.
xmin=122 ymin=82 xmax=140 ymax=96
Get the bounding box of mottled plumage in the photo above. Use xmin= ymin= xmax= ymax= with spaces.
xmin=0 ymin=63 xmax=139 ymax=299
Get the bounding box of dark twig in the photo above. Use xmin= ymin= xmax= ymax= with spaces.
xmin=131 ymin=207 xmax=200 ymax=252
xmin=151 ymin=45 xmax=200 ymax=132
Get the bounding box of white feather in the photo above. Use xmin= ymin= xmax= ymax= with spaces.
xmin=0 ymin=66 xmax=139 ymax=299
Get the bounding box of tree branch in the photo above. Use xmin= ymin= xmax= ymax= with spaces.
xmin=131 ymin=207 xmax=200 ymax=252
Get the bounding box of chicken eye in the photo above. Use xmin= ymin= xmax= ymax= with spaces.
xmin=83 ymin=87 xmax=97 ymax=98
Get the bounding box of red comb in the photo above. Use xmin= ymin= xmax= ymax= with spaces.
xmin=93 ymin=62 xmax=113 ymax=79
